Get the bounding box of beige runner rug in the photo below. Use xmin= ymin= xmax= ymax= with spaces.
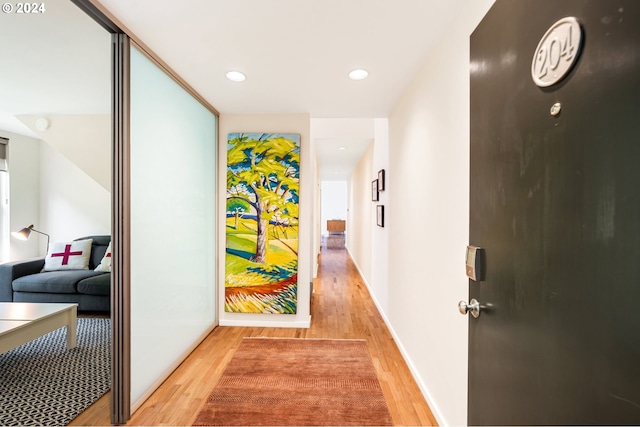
xmin=193 ymin=337 xmax=393 ymax=426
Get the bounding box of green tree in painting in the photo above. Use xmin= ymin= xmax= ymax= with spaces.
xmin=227 ymin=133 xmax=300 ymax=264
xmin=226 ymin=197 xmax=250 ymax=230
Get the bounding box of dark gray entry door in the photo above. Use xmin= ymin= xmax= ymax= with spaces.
xmin=469 ymin=1 xmax=640 ymax=424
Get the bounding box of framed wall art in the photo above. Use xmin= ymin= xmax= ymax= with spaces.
xmin=378 ymin=169 xmax=385 ymax=191
xmin=225 ymin=132 xmax=300 ymax=315
xmin=377 ymin=205 xmax=384 ymax=227
xmin=371 ymin=179 xmax=379 ymax=201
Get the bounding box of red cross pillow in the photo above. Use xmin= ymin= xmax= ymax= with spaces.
xmin=94 ymin=241 xmax=112 ymax=272
xmin=43 ymin=239 xmax=93 ymax=271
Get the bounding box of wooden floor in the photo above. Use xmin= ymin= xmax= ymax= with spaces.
xmin=71 ymin=242 xmax=437 ymax=426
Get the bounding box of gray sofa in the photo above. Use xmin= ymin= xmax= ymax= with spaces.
xmin=0 ymin=235 xmax=111 ymax=312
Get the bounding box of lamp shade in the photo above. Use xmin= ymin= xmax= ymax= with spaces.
xmin=12 ymin=225 xmax=50 ymax=253
xmin=11 ymin=225 xmax=35 ymax=241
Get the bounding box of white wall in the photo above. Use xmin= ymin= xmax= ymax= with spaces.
xmin=370 ymin=118 xmax=389 ymax=314
xmin=347 ymin=144 xmax=373 ymax=284
xmin=17 ymin=114 xmax=111 ymax=191
xmin=218 ymin=114 xmax=312 ymax=328
xmin=4 ymin=131 xmax=41 ymax=260
xmin=39 ymin=140 xmax=111 ymax=243
xmin=313 ymin=156 xmax=321 ymax=279
xmin=384 ymin=1 xmax=495 ymax=425
xmin=348 ymin=119 xmax=389 ymax=314
xmin=320 ymin=181 xmax=347 ymax=235
xmin=1 ymin=126 xmax=111 ymax=261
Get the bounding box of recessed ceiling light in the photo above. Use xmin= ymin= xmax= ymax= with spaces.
xmin=338 ymin=146 xmax=347 ymax=150
xmin=348 ymin=69 xmax=368 ymax=80
xmin=226 ymin=71 xmax=246 ymax=82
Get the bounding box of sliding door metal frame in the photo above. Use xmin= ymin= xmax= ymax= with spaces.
xmin=111 ymin=32 xmax=131 ymax=424
xmin=70 ymin=1 xmax=130 ymax=424
xmin=70 ymin=0 xmax=121 ymax=33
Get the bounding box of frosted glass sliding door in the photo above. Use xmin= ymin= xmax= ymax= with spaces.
xmin=129 ymin=45 xmax=217 ymax=408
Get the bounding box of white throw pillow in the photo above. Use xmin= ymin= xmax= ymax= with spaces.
xmin=43 ymin=239 xmax=93 ymax=271
xmin=94 ymin=241 xmax=112 ymax=272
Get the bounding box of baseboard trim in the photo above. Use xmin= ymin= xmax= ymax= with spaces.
xmin=220 ymin=316 xmax=311 ymax=329
xmin=345 ymin=246 xmax=448 ymax=427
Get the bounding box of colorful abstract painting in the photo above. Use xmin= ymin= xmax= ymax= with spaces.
xmin=225 ymin=133 xmax=300 ymax=314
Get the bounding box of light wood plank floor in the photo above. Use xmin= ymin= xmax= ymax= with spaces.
xmin=71 ymin=242 xmax=437 ymax=426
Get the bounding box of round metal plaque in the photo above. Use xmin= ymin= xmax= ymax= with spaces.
xmin=531 ymin=17 xmax=583 ymax=87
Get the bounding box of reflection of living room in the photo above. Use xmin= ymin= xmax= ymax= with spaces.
xmin=1 ymin=235 xmax=111 ymax=311
xmin=0 ymin=124 xmax=113 ymax=425
xmin=4 ymin=116 xmax=111 ymax=262
xmin=1 ymin=0 xmax=111 ymax=260
xmin=0 ymin=1 xmax=113 ymax=425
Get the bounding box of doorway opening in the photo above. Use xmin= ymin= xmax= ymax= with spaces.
xmin=321 ymin=181 xmax=348 ymax=249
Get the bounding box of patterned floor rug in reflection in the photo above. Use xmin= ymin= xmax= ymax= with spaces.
xmin=0 ymin=318 xmax=110 ymax=426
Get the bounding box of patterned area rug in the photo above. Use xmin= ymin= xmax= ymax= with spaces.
xmin=193 ymin=337 xmax=393 ymax=426
xmin=326 ymin=234 xmax=345 ymax=249
xmin=0 ymin=318 xmax=111 ymax=426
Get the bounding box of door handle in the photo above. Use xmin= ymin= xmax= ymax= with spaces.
xmin=458 ymin=299 xmax=481 ymax=318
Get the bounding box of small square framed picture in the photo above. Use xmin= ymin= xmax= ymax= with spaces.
xmin=378 ymin=169 xmax=385 ymax=191
xmin=377 ymin=205 xmax=384 ymax=227
xmin=372 ymin=179 xmax=379 ymax=201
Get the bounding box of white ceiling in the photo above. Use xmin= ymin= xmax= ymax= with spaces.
xmin=1 ymin=0 xmax=462 ymax=179
xmin=312 ymin=118 xmax=375 ymax=181
xmin=0 ymin=0 xmax=111 ymax=137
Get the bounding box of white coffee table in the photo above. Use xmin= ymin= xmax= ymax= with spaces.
xmin=0 ymin=302 xmax=78 ymax=354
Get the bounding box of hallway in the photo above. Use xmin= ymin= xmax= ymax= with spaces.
xmin=72 ymin=243 xmax=436 ymax=426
